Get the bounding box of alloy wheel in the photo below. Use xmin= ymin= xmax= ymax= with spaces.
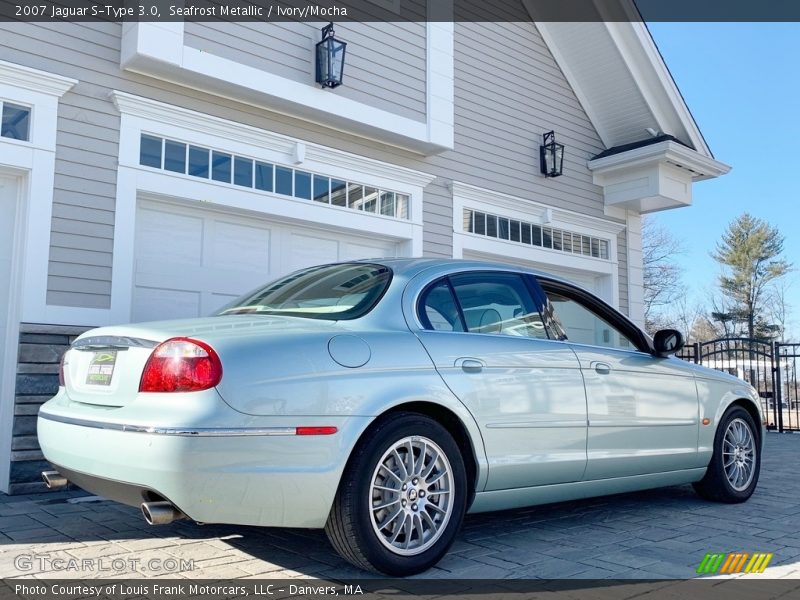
xmin=369 ymin=436 xmax=454 ymax=556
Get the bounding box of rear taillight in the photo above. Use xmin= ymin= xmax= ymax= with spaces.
xmin=58 ymin=351 xmax=68 ymax=387
xmin=139 ymin=337 xmax=222 ymax=393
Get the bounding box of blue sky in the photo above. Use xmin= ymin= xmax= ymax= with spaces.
xmin=646 ymin=23 xmax=799 ymax=335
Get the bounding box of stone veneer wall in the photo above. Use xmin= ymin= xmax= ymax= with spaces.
xmin=10 ymin=323 xmax=91 ymax=494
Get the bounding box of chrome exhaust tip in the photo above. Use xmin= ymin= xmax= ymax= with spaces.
xmin=141 ymin=501 xmax=185 ymax=525
xmin=41 ymin=470 xmax=68 ymax=490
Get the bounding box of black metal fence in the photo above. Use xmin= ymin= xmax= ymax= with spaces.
xmin=676 ymin=338 xmax=800 ymax=432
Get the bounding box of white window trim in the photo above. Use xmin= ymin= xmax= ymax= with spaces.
xmin=0 ymin=60 xmax=76 ymax=493
xmin=120 ymin=22 xmax=454 ymax=155
xmin=108 ymin=91 xmax=434 ymax=325
xmin=451 ymin=181 xmax=625 ymax=308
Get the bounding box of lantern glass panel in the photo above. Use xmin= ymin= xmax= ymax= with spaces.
xmin=317 ymin=36 xmax=346 ymax=87
xmin=554 ymin=143 xmax=564 ymax=174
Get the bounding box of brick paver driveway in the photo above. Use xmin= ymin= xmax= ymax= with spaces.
xmin=1 ymin=434 xmax=799 ymax=580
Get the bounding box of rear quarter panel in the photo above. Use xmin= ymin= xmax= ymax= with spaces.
xmin=209 ymin=329 xmax=490 ymax=490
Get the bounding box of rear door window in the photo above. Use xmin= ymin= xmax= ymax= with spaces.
xmin=418 ymin=272 xmax=552 ymax=339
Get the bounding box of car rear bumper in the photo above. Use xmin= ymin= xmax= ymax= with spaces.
xmin=37 ymin=392 xmax=371 ymax=528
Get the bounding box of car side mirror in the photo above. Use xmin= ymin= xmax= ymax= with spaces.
xmin=653 ymin=329 xmax=685 ymax=357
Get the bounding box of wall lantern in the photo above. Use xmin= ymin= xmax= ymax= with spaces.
xmin=316 ymin=22 xmax=347 ymax=89
xmin=540 ymin=130 xmax=565 ymax=177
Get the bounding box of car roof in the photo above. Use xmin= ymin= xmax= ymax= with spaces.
xmin=352 ymin=257 xmax=578 ymax=287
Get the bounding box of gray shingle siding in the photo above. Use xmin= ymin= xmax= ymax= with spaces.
xmin=184 ymin=22 xmax=428 ymax=122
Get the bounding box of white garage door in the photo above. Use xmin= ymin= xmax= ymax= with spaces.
xmin=132 ymin=199 xmax=401 ymax=322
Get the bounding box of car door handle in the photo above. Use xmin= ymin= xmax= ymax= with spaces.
xmin=455 ymin=358 xmax=484 ymax=373
xmin=592 ymin=361 xmax=611 ymax=374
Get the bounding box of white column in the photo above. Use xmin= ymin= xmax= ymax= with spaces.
xmin=626 ymin=210 xmax=645 ymax=327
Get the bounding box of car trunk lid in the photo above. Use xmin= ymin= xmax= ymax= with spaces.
xmin=62 ymin=315 xmax=341 ymax=407
xmin=64 ymin=335 xmax=161 ymax=407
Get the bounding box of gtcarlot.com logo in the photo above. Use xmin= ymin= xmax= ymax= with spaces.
xmin=697 ymin=552 xmax=773 ymax=574
xmin=14 ymin=553 xmax=194 ymax=573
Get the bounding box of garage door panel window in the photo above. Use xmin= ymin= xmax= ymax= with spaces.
xmin=314 ymin=175 xmax=330 ymax=203
xmin=463 ymin=208 xmax=610 ymax=260
xmin=294 ymin=170 xmax=312 ymax=200
xmin=276 ymin=166 xmax=293 ymax=195
xmin=139 ymin=134 xmax=411 ymax=220
xmin=255 ymin=162 xmax=274 ymax=192
xmin=189 ymin=146 xmax=210 ymax=178
xmin=211 ymin=151 xmax=232 ymax=183
xmin=331 ymin=179 xmax=347 ymax=207
xmin=1 ymin=101 xmax=31 ymax=142
xmin=234 ymin=157 xmax=253 ymax=187
xmin=140 ymin=134 xmax=162 ymax=169
xmin=164 ymin=140 xmax=186 ymax=173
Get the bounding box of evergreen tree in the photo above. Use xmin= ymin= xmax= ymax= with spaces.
xmin=711 ymin=213 xmax=791 ymax=339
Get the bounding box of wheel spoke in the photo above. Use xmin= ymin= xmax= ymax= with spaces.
xmin=378 ymin=507 xmax=404 ymax=531
xmin=427 ymin=470 xmax=446 ymax=486
xmin=413 ymin=513 xmax=425 ymax=545
xmin=392 ymin=449 xmax=409 ymax=480
xmin=405 ymin=440 xmax=415 ymax=476
xmin=373 ymin=483 xmax=399 ymax=493
xmin=421 ymin=449 xmax=440 ymax=479
xmin=420 ymin=509 xmax=437 ymax=532
xmin=390 ymin=513 xmax=407 ymax=544
xmin=427 ymin=502 xmax=448 ymax=515
xmin=372 ymin=498 xmax=400 ymax=511
xmin=379 ymin=463 xmax=403 ymax=483
xmin=403 ymin=514 xmax=413 ymax=549
xmin=415 ymin=442 xmax=427 ymax=476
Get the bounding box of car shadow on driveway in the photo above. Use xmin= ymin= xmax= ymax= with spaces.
xmin=0 ymin=434 xmax=797 ymax=579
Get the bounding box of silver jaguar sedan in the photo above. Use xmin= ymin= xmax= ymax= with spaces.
xmin=37 ymin=259 xmax=764 ymax=575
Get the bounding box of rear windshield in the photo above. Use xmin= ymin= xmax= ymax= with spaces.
xmin=216 ymin=263 xmax=392 ymax=320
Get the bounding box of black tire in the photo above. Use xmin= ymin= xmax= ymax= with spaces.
xmin=325 ymin=412 xmax=467 ymax=576
xmin=693 ymin=406 xmax=761 ymax=503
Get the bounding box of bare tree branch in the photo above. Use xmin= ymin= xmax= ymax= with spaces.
xmin=642 ymin=216 xmax=684 ymax=333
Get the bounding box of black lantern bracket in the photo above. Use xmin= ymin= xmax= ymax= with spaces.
xmin=316 ymin=22 xmax=347 ymax=89
xmin=540 ymin=130 xmax=565 ymax=178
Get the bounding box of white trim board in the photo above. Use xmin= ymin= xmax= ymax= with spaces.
xmin=120 ymin=22 xmax=454 ymax=155
xmin=625 ymin=210 xmax=645 ymax=327
xmin=0 ymin=170 xmax=25 ymax=495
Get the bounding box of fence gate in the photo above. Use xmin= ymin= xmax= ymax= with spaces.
xmin=676 ymin=338 xmax=800 ymax=432
xmin=778 ymin=343 xmax=800 ymax=432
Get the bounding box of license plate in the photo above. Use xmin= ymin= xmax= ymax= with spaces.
xmin=85 ymin=350 xmax=117 ymax=386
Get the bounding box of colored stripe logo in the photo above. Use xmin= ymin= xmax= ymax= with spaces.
xmin=697 ymin=552 xmax=773 ymax=574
